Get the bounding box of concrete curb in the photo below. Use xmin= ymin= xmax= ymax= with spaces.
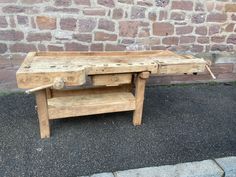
xmin=82 ymin=156 xmax=236 ymax=177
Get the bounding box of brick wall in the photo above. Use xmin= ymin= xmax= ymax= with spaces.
xmin=0 ymin=0 xmax=236 ymax=59
xmin=0 ymin=0 xmax=236 ymax=91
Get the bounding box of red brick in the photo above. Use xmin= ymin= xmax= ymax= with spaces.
xmin=9 ymin=43 xmax=36 ymax=53
xmin=36 ymin=16 xmax=56 ymax=30
xmin=38 ymin=44 xmax=46 ymax=51
xmin=21 ymin=0 xmax=43 ymax=3
xmin=209 ymin=25 xmax=221 ymax=35
xmin=0 ymin=30 xmax=24 ymax=41
xmin=211 ymin=36 xmax=226 ymax=43
xmin=180 ymin=36 xmax=195 ymax=44
xmin=153 ymin=22 xmax=174 ymax=36
xmin=227 ymin=34 xmax=236 ymax=44
xmin=159 ymin=10 xmax=168 ymax=21
xmin=217 ymin=73 xmax=236 ymax=81
xmin=60 ymin=18 xmax=76 ymax=30
xmin=2 ymin=5 xmax=38 ymax=13
xmin=191 ymin=13 xmax=205 ymax=24
xmin=206 ymin=1 xmax=215 ymax=11
xmin=197 ymin=37 xmax=209 ymax=44
xmin=95 ymin=32 xmax=117 ymax=41
xmin=65 ymin=42 xmax=88 ymax=51
xmin=225 ymin=23 xmax=235 ymax=32
xmin=232 ymin=14 xmax=236 ymax=21
xmin=211 ymin=44 xmax=233 ymax=52
xmin=139 ymin=21 xmax=149 ymax=27
xmin=151 ymin=45 xmax=166 ymax=50
xmin=112 ymin=8 xmax=123 ymax=19
xmin=0 ymin=43 xmax=7 ymax=53
xmin=0 ymin=0 xmax=17 ymax=2
xmin=170 ymin=12 xmax=185 ymax=21
xmin=175 ymin=45 xmax=191 ymax=51
xmin=162 ymin=37 xmax=179 ymax=45
xmin=118 ymin=0 xmax=133 ymax=4
xmin=105 ymin=44 xmax=126 ymax=51
xmin=73 ymin=34 xmax=92 ymax=42
xmin=48 ymin=45 xmax=64 ymax=51
xmin=27 ymin=32 xmax=52 ymax=42
xmin=121 ymin=39 xmax=135 ymax=44
xmin=172 ymin=1 xmax=193 ymax=10
xmin=234 ymin=64 xmax=236 ymax=73
xmin=54 ymin=0 xmax=71 ymax=6
xmin=78 ymin=18 xmax=96 ymax=32
xmin=90 ymin=43 xmax=103 ymax=51
xmin=210 ymin=64 xmax=233 ymax=74
xmin=44 ymin=6 xmax=80 ymax=13
xmin=98 ymin=19 xmax=115 ymax=32
xmin=0 ymin=16 xmax=8 ymax=28
xmin=191 ymin=45 xmax=204 ymax=53
xmin=137 ymin=0 xmax=153 ymax=6
xmin=131 ymin=6 xmax=146 ymax=19
xmin=176 ymin=26 xmax=193 ymax=35
xmin=225 ymin=4 xmax=236 ymax=12
xmin=83 ymin=9 xmax=106 ymax=16
xmin=148 ymin=12 xmax=157 ymax=21
xmin=207 ymin=13 xmax=227 ymax=22
xmin=97 ymin=0 xmax=114 ymax=7
xmin=215 ymin=2 xmax=224 ymax=11
xmin=138 ymin=28 xmax=150 ymax=37
xmin=74 ymin=0 xmax=90 ymax=5
xmin=17 ymin=15 xmax=28 ymax=25
xmin=2 ymin=5 xmax=24 ymax=13
xmin=119 ymin=21 xmax=139 ymax=37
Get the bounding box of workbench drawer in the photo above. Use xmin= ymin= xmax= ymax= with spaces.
xmin=91 ymin=74 xmax=132 ymax=86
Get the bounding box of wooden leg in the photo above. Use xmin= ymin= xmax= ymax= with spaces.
xmin=133 ymin=72 xmax=150 ymax=126
xmin=46 ymin=88 xmax=52 ymax=98
xmin=35 ymin=89 xmax=50 ymax=138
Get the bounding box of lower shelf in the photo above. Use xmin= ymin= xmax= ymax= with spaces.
xmin=47 ymin=92 xmax=136 ymax=119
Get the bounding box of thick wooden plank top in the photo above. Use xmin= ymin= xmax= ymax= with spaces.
xmin=16 ymin=50 xmax=207 ymax=89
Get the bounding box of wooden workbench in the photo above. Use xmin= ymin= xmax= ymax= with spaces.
xmin=16 ymin=50 xmax=208 ymax=138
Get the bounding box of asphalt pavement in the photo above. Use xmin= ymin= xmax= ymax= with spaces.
xmin=0 ymin=84 xmax=236 ymax=177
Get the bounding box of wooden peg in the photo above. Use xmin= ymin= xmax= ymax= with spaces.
xmin=139 ymin=71 xmax=150 ymax=79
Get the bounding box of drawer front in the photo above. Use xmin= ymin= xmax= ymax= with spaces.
xmin=91 ymin=74 xmax=132 ymax=86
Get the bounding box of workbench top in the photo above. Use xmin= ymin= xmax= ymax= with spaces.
xmin=16 ymin=50 xmax=207 ymax=89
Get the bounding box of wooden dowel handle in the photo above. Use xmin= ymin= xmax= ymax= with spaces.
xmin=205 ymin=65 xmax=216 ymax=80
xmin=25 ymin=84 xmax=53 ymax=94
xmin=25 ymin=77 xmax=65 ymax=94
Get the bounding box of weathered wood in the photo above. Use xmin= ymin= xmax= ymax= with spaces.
xmin=26 ymin=83 xmax=53 ymax=94
xmin=35 ymin=89 xmax=50 ymax=138
xmin=46 ymin=88 xmax=52 ymax=98
xmin=16 ymin=50 xmax=210 ymax=138
xmin=48 ymin=92 xmax=135 ymax=119
xmin=16 ymin=50 xmax=207 ymax=89
xmin=25 ymin=77 xmax=65 ymax=94
xmin=133 ymin=72 xmax=150 ymax=126
xmin=51 ymin=84 xmax=132 ymax=97
xmin=17 ymin=68 xmax=86 ymax=89
xmin=91 ymin=74 xmax=132 ymax=86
